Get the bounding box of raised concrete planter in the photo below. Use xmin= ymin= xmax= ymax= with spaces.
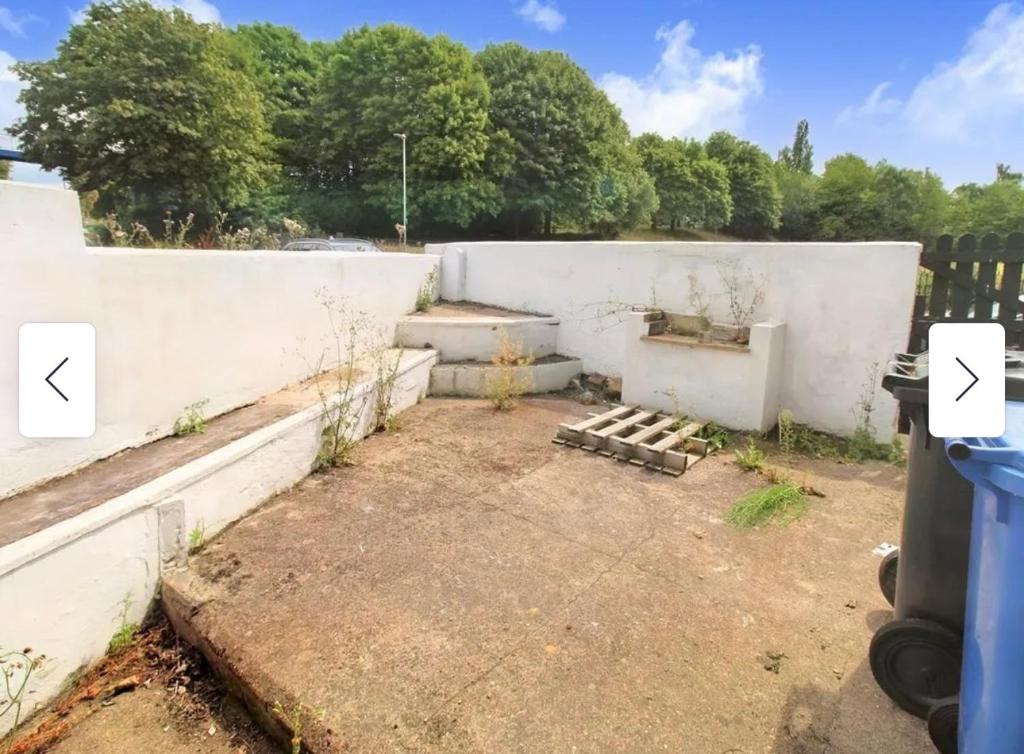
xmin=396 ymin=314 xmax=559 ymax=363
xmin=429 ymin=356 xmax=582 ymax=397
xmin=0 ymin=349 xmax=435 ymax=735
xmin=622 ymin=312 xmax=785 ymax=432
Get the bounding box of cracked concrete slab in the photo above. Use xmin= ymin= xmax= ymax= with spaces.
xmin=164 ymin=397 xmax=931 ymax=754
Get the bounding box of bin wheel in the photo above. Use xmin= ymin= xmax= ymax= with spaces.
xmin=927 ymin=699 xmax=959 ymax=754
xmin=869 ymin=617 xmax=961 ymax=719
xmin=878 ymin=549 xmax=899 ymax=607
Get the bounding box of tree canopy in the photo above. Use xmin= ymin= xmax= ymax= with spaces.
xmin=7 ymin=7 xmax=1023 ymax=243
xmin=478 ymin=43 xmax=655 ymax=236
xmin=309 ymin=24 xmax=496 ymax=233
xmin=634 ymin=133 xmax=731 ymax=231
xmin=706 ymin=131 xmax=781 ymax=238
xmin=11 ymin=0 xmax=270 ymax=223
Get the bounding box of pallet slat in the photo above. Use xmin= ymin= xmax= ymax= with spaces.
xmin=555 ymin=408 xmax=715 ymax=477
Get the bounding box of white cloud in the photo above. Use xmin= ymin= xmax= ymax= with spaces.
xmin=600 ymin=20 xmax=763 ymax=139
xmin=70 ymin=0 xmax=222 ymax=26
xmin=516 ymin=0 xmax=565 ymax=33
xmin=904 ymin=2 xmax=1024 ymax=142
xmin=0 ymin=7 xmax=32 ymax=36
xmin=836 ymin=81 xmax=902 ymax=124
xmin=837 ymin=3 xmax=1024 ymax=144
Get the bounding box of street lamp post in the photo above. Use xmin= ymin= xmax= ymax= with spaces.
xmin=393 ymin=133 xmax=407 ymax=249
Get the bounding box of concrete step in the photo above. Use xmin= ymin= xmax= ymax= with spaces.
xmin=428 ymin=355 xmax=582 ymax=397
xmin=396 ymin=302 xmax=559 ymax=363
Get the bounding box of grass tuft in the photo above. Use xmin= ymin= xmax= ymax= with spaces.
xmin=727 ymin=482 xmax=807 ymax=528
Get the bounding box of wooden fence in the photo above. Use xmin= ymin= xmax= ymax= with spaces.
xmin=909 ymin=232 xmax=1024 ymax=353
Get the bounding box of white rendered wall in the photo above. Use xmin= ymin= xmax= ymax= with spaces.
xmin=0 ymin=348 xmax=435 ymax=736
xmin=427 ymin=241 xmax=920 ymax=439
xmin=1 ymin=182 xmax=437 ymax=497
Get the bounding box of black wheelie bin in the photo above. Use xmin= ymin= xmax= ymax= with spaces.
xmin=872 ymin=351 xmax=1024 ymax=720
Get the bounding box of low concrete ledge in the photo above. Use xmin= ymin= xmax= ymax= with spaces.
xmin=622 ymin=312 xmax=785 ymax=432
xmin=428 ymin=356 xmax=582 ymax=397
xmin=396 ymin=315 xmax=559 ymax=362
xmin=0 ymin=348 xmax=436 ymax=735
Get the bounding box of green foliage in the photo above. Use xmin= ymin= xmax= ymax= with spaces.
xmin=232 ymin=22 xmax=325 ymax=171
xmin=189 ymin=521 xmax=205 ymax=552
xmin=734 ymin=437 xmax=765 ymax=472
xmin=173 ymin=400 xmax=209 ymax=436
xmin=415 ymin=268 xmax=438 ymax=312
xmin=0 ymin=160 xmax=10 ymax=180
xmin=108 ymin=595 xmax=139 ymax=653
xmin=815 ymin=154 xmax=948 ymax=241
xmin=774 ymin=163 xmax=819 ymax=240
xmin=478 ymin=43 xmax=655 ymax=236
xmin=706 ymin=131 xmax=781 ymax=238
xmin=727 ymin=483 xmax=807 ymax=528
xmin=695 ymin=421 xmax=730 ymax=451
xmin=944 ymin=179 xmax=1024 ymax=236
xmin=12 ymin=0 xmax=271 ymax=227
xmin=634 ymin=133 xmax=732 ymax=231
xmin=311 ymin=24 xmax=495 ymax=233
xmin=777 ymin=119 xmax=814 ymax=174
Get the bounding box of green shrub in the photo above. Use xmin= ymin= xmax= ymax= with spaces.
xmin=734 ymin=438 xmax=765 ymax=471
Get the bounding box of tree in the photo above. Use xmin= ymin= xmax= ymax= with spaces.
xmin=634 ymin=133 xmax=731 ymax=231
xmin=873 ymin=163 xmax=947 ymax=241
xmin=705 ymin=131 xmax=781 ymax=238
xmin=815 ymin=154 xmax=879 ymax=240
xmin=233 ymin=23 xmax=325 ymax=171
xmin=946 ymin=180 xmax=1024 ymax=235
xmin=311 ymin=24 xmax=496 ymax=233
xmin=778 ymin=119 xmax=813 ymax=174
xmin=10 ymin=1 xmax=271 ymax=225
xmin=996 ymin=163 xmax=1023 ymax=184
xmin=0 ymin=161 xmax=10 ymax=180
xmin=477 ymin=42 xmax=655 ymax=236
xmin=773 ymin=163 xmax=818 ymax=240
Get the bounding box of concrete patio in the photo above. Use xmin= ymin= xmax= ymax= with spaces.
xmin=163 ymin=397 xmax=930 ymax=754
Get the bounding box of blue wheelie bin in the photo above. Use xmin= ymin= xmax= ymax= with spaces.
xmin=934 ymin=401 xmax=1024 ymax=754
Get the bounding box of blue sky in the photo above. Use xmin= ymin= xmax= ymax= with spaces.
xmin=1 ymin=0 xmax=1020 ymax=188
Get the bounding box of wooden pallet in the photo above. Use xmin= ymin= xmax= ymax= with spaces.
xmin=553 ymin=406 xmax=714 ymax=476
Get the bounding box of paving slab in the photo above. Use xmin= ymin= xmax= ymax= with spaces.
xmin=165 ymin=398 xmax=931 ymax=754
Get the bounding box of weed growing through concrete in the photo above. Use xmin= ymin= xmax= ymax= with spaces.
xmin=727 ymin=482 xmax=807 ymax=528
xmin=308 ymin=292 xmax=371 ymax=471
xmin=173 ymin=400 xmax=209 ymax=436
xmin=695 ymin=421 xmax=730 ymax=450
xmin=188 ymin=521 xmax=206 ymax=553
xmin=373 ymin=349 xmax=403 ymax=433
xmin=486 ymin=328 xmax=535 ymax=411
xmin=273 ymin=700 xmax=324 ymax=754
xmin=1 ymin=647 xmax=45 ymax=745
xmin=108 ymin=595 xmax=139 ymax=653
xmin=845 ymin=362 xmax=905 ymax=464
xmin=734 ymin=437 xmax=765 ymax=471
xmin=415 ymin=268 xmax=438 ymax=312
